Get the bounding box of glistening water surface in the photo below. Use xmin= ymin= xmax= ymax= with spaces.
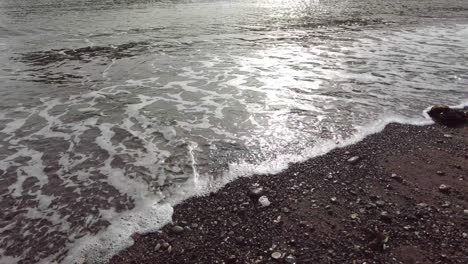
xmin=0 ymin=0 xmax=467 ymax=263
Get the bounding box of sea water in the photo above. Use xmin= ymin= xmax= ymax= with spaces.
xmin=0 ymin=0 xmax=467 ymax=263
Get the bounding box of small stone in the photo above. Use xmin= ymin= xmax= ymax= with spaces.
xmin=235 ymin=236 xmax=245 ymax=244
xmin=330 ymin=197 xmax=337 ymax=203
xmin=167 ymin=245 xmax=172 ymax=253
xmin=380 ymin=211 xmax=392 ymax=222
xmin=281 ymin=207 xmax=290 ymax=213
xmin=436 ymin=171 xmax=445 ymax=176
xmin=258 ymin=195 xmax=271 ymax=207
xmin=417 ymin=203 xmax=428 ymax=208
xmin=439 ymin=184 xmax=451 ymax=193
xmin=248 ymin=186 xmax=264 ymax=202
xmin=271 ymin=252 xmax=282 ymax=259
xmin=171 ymin=225 xmax=184 ymax=234
xmin=191 ymin=223 xmax=198 ymax=228
xmin=162 ymin=242 xmax=170 ymax=249
xmin=443 ymin=134 xmax=453 ymax=138
xmin=463 ymin=209 xmax=468 ymax=216
xmin=285 ymin=254 xmax=297 ymax=263
xmin=154 ymin=243 xmax=161 ymax=251
xmin=376 ymin=200 xmax=385 ymax=207
xmin=462 ymin=233 xmax=467 ymax=238
xmin=441 ymin=201 xmax=451 ymax=208
xmin=390 ymin=173 xmax=403 ymax=182
xmin=350 ymin=213 xmax=358 ymax=220
xmin=347 ymin=156 xmax=361 ymax=164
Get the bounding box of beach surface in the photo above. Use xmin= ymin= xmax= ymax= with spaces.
xmin=110 ymin=122 xmax=468 ymax=264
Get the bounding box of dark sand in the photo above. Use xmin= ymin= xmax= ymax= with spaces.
xmin=110 ymin=123 xmax=467 ymax=264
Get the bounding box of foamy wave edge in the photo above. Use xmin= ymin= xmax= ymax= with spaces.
xmin=63 ymin=101 xmax=468 ymax=264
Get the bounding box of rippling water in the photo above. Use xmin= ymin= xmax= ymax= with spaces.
xmin=0 ymin=0 xmax=467 ymax=263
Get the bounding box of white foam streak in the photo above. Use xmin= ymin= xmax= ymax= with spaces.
xmin=62 ymin=202 xmax=173 ymax=264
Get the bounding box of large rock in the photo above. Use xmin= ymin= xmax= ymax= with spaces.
xmin=427 ymin=105 xmax=467 ymax=126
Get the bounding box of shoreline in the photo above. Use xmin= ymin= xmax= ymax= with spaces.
xmin=110 ymin=122 xmax=467 ymax=264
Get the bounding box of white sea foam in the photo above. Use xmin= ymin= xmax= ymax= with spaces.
xmin=62 ymin=201 xmax=173 ymax=264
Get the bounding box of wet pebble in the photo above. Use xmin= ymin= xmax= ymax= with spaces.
xmin=235 ymin=236 xmax=244 ymax=244
xmin=439 ymin=184 xmax=451 ymax=193
xmin=171 ymin=225 xmax=184 ymax=234
xmin=271 ymin=252 xmax=282 ymax=260
xmin=436 ymin=171 xmax=445 ymax=176
xmin=390 ymin=173 xmax=403 ymax=182
xmin=441 ymin=201 xmax=451 ymax=208
xmin=347 ymin=156 xmax=361 ymax=164
xmin=376 ymin=200 xmax=385 ymax=207
xmin=380 ymin=211 xmax=392 ymax=222
xmin=417 ymin=203 xmax=428 ymax=208
xmin=154 ymin=243 xmax=161 ymax=251
xmin=285 ymin=254 xmax=297 ymax=263
xmin=248 ymin=186 xmax=264 ymax=201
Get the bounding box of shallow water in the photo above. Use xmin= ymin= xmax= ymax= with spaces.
xmin=0 ymin=0 xmax=467 ymax=263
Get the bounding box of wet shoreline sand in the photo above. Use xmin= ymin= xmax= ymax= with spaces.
xmin=110 ymin=122 xmax=467 ymax=264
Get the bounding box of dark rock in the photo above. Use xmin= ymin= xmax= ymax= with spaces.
xmin=226 ymin=255 xmax=237 ymax=264
xmin=285 ymin=254 xmax=297 ymax=263
xmin=427 ymin=105 xmax=467 ymax=126
xmin=380 ymin=211 xmax=392 ymax=222
xmin=438 ymin=184 xmax=451 ymax=193
xmin=441 ymin=201 xmax=451 ymax=208
xmin=248 ymin=185 xmax=264 ymax=202
xmin=390 ymin=173 xmax=403 ymax=182
xmin=376 ymin=200 xmax=385 ymax=207
xmin=235 ymin=236 xmax=245 ymax=244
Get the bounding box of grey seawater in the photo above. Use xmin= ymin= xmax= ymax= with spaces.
xmin=0 ymin=0 xmax=467 ymax=262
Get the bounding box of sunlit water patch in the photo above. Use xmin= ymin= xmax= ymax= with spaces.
xmin=0 ymin=0 xmax=467 ymax=263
